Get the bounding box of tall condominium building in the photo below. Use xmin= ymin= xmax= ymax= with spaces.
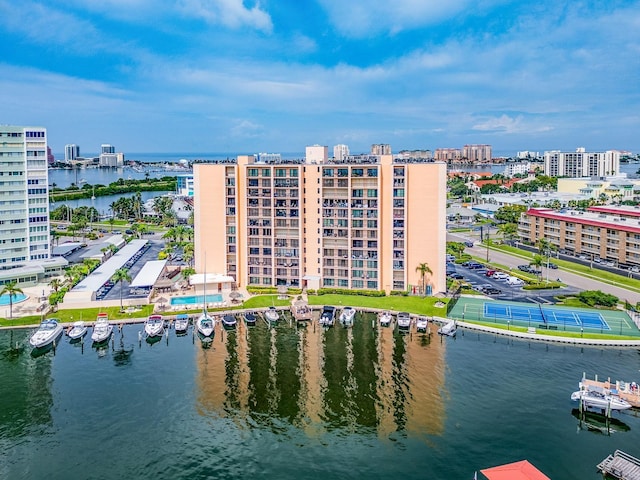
xmin=434 ymin=148 xmax=462 ymax=161
xmin=463 ymin=144 xmax=492 ymax=162
xmin=333 ymin=144 xmax=350 ymax=161
xmin=371 ymin=144 xmax=391 ymax=155
xmin=544 ymin=148 xmax=620 ymax=178
xmin=101 ymin=144 xmax=115 ymax=154
xmin=64 ymin=144 xmax=80 ymax=163
xmin=194 ymin=152 xmax=446 ymax=294
xmin=0 ymin=125 xmax=51 ymax=268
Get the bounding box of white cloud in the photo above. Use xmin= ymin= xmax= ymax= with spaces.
xmin=177 ymin=0 xmax=272 ymax=32
xmin=472 ymin=115 xmax=552 ymax=134
xmin=230 ymin=119 xmax=266 ymax=138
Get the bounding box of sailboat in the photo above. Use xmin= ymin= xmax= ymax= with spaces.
xmin=196 ymin=262 xmax=215 ymax=340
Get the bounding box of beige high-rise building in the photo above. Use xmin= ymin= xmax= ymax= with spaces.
xmin=194 ymin=152 xmax=446 ymax=294
xmin=463 ymin=144 xmax=492 ymax=162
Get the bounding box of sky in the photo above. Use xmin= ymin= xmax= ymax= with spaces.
xmin=1 ymin=0 xmax=639 ymax=156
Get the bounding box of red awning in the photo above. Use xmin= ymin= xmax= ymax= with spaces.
xmin=480 ymin=460 xmax=550 ymax=480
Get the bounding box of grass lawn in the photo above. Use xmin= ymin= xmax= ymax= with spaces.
xmin=241 ymin=295 xmax=292 ymax=309
xmin=306 ymin=294 xmax=449 ymax=316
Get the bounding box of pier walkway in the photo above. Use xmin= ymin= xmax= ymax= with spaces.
xmin=597 ymin=450 xmax=640 ymax=479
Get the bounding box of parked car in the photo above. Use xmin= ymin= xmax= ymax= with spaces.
xmin=517 ymin=265 xmax=531 ymax=272
xmin=548 ymin=263 xmax=558 ymax=269
xmin=506 ymin=276 xmax=524 ymax=286
xmin=485 ymin=270 xmax=496 ymax=277
xmin=468 ymin=263 xmax=484 ymax=270
xmin=482 ymin=287 xmax=502 ymax=295
xmin=492 ymin=272 xmax=509 ymax=280
xmin=448 ymin=273 xmax=464 ymax=279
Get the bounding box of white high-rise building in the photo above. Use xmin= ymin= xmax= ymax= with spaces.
xmin=333 ymin=144 xmax=350 ymax=160
xmin=544 ymin=149 xmax=620 ymax=178
xmin=305 ymin=145 xmax=328 ymax=164
xmin=0 ymin=125 xmax=51 ymax=267
xmin=64 ymin=144 xmax=80 ymax=163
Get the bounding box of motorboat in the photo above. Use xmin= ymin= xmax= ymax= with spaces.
xmin=174 ymin=314 xmax=189 ymax=335
xmin=416 ymin=316 xmax=429 ymax=333
xmin=144 ymin=315 xmax=165 ymax=338
xmin=67 ymin=321 xmax=88 ymax=341
xmin=379 ymin=311 xmax=393 ymax=327
xmin=29 ymin=319 xmax=63 ymax=348
xmin=438 ymin=320 xmax=457 ymax=337
xmin=571 ymin=386 xmax=632 ymax=411
xmin=397 ymin=312 xmax=411 ymax=331
xmin=265 ymin=306 xmax=279 ymax=323
xmin=244 ymin=311 xmax=257 ymax=326
xmin=222 ymin=314 xmax=237 ymax=329
xmin=196 ymin=312 xmax=215 ymax=338
xmin=91 ymin=314 xmax=113 ymax=343
xmin=339 ymin=307 xmax=356 ymax=327
xmin=319 ymin=306 xmax=336 ymax=327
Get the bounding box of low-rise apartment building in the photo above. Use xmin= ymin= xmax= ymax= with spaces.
xmin=518 ymin=205 xmax=640 ymax=267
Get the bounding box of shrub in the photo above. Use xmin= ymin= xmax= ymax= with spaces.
xmin=390 ymin=290 xmax=408 ymax=296
xmin=578 ymin=290 xmax=618 ymax=307
xmin=316 ymin=288 xmax=385 ymax=297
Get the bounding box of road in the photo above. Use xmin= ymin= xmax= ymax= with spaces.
xmin=448 ymin=232 xmax=640 ymax=304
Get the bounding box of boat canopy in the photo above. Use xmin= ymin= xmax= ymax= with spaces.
xmin=480 ymin=460 xmax=550 ymax=480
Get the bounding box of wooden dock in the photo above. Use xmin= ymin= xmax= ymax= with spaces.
xmin=581 ymin=373 xmax=640 ymax=408
xmin=597 ymin=450 xmax=640 ymax=479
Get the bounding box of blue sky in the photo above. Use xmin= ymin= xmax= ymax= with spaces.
xmin=1 ymin=0 xmax=639 ymax=156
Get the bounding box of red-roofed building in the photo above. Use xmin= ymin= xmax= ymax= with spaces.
xmin=518 ymin=206 xmax=640 ymax=267
xmin=466 ymin=178 xmax=525 ymax=192
xmin=480 ymin=460 xmax=550 ymax=480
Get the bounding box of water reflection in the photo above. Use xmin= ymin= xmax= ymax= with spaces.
xmin=571 ymin=408 xmax=631 ymax=435
xmin=194 ymin=312 xmax=446 ymax=438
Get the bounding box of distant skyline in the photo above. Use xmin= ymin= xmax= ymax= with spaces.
xmin=1 ymin=1 xmax=639 ymax=154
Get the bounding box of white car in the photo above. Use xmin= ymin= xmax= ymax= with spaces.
xmin=506 ymin=276 xmax=524 ymax=286
xmin=492 ymin=272 xmax=509 ymax=280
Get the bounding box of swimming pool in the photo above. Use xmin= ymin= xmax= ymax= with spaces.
xmin=0 ymin=292 xmax=28 ymax=306
xmin=170 ymin=294 xmax=223 ymax=306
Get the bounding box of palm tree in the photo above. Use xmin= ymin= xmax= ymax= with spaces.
xmin=415 ymin=262 xmax=433 ymax=296
xmin=112 ymin=268 xmax=132 ymax=311
xmin=49 ymin=278 xmax=62 ymax=294
xmin=529 ymin=255 xmax=545 ymax=281
xmin=2 ymin=281 xmax=23 ymax=319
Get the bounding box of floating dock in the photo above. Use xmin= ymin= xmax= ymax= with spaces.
xmin=580 ymin=373 xmax=640 ymax=408
xmin=597 ymin=450 xmax=640 ymax=479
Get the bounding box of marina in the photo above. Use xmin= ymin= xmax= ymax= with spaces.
xmin=4 ymin=313 xmax=640 ymax=478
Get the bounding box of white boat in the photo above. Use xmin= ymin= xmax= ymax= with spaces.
xmin=397 ymin=312 xmax=411 ymax=331
xmin=319 ymin=306 xmax=336 ymax=327
xmin=29 ymin=319 xmax=63 ymax=348
xmin=379 ymin=311 xmax=393 ymax=327
xmin=144 ymin=315 xmax=164 ymax=338
xmin=438 ymin=320 xmax=457 ymax=337
xmin=265 ymin=306 xmax=279 ymax=323
xmin=339 ymin=307 xmax=356 ymax=327
xmin=416 ymin=316 xmax=429 ymax=333
xmin=174 ymin=314 xmax=189 ymax=334
xmin=91 ymin=314 xmax=113 ymax=343
xmin=571 ymin=386 xmax=632 ymax=411
xmin=222 ymin=314 xmax=237 ymax=329
xmin=196 ymin=312 xmax=215 ymax=338
xmin=67 ymin=321 xmax=88 ymax=340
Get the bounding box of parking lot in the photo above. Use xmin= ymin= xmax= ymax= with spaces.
xmin=448 ymin=261 xmax=579 ymax=304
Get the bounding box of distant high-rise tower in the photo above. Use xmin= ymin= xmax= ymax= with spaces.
xmin=64 ymin=144 xmax=80 ymax=163
xmin=305 ymin=145 xmax=328 ymax=164
xmin=371 ymin=144 xmax=391 ymax=155
xmin=333 ymin=144 xmax=350 ymax=160
xmin=0 ymin=125 xmax=51 ymax=265
xmin=101 ymin=144 xmax=115 ymax=154
xmin=463 ymin=144 xmax=492 ymax=162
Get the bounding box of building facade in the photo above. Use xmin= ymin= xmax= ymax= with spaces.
xmin=64 ymin=144 xmax=80 ymax=163
xmin=194 ymin=153 xmax=446 ymax=294
xmin=518 ymin=205 xmax=640 ymax=267
xmin=463 ymin=144 xmax=492 ymax=162
xmin=543 ymin=148 xmax=620 ymax=178
xmin=333 ymin=144 xmax=350 ymax=161
xmin=0 ymin=125 xmax=51 ymax=274
xmin=434 ymin=148 xmax=462 ymax=162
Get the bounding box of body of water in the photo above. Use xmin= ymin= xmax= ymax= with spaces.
xmin=50 ymin=190 xmax=172 ymax=214
xmin=2 ymin=313 xmax=640 ymax=479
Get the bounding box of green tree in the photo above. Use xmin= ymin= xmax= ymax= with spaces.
xmin=112 ymin=268 xmax=132 ymax=311
xmin=415 ymin=262 xmax=433 ymax=296
xmin=49 ymin=278 xmax=62 ymax=293
xmin=497 ymin=223 xmax=518 ymax=244
xmin=1 ymin=281 xmax=24 ymax=319
xmin=529 ymin=255 xmax=545 ymax=281
xmin=494 ymin=205 xmax=527 ymax=224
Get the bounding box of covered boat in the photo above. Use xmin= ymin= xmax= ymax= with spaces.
xmin=265 ymin=306 xmax=279 ymax=323
xmin=144 ymin=315 xmax=164 ymax=338
xmin=319 ymin=306 xmax=336 ymax=327
xmin=222 ymin=314 xmax=237 ymax=329
xmin=29 ymin=319 xmax=63 ymax=348
xmin=438 ymin=320 xmax=457 ymax=337
xmin=416 ymin=316 xmax=429 ymax=333
xmin=67 ymin=321 xmax=88 ymax=341
xmin=244 ymin=311 xmax=257 ymax=326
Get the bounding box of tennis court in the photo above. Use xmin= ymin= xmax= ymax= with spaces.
xmin=448 ymin=297 xmax=638 ymax=336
